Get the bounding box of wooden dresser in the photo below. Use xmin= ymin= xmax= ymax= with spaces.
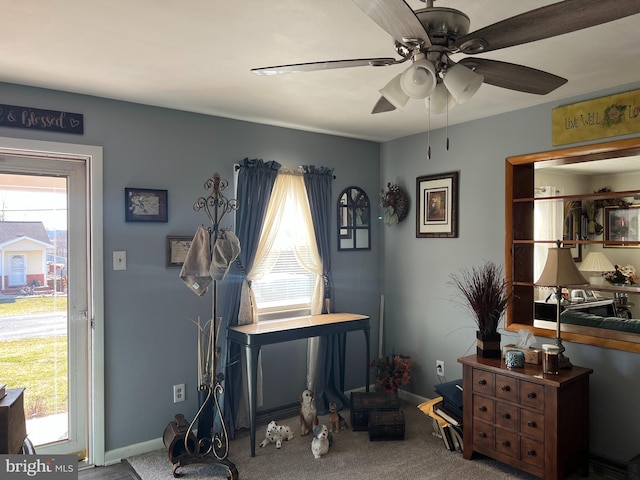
xmin=458 ymin=355 xmax=592 ymax=479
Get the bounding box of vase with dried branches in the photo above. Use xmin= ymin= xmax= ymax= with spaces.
xmin=450 ymin=261 xmax=513 ymax=358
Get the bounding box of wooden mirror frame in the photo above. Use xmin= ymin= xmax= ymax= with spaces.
xmin=505 ymin=137 xmax=640 ymax=353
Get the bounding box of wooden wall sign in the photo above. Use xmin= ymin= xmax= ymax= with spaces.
xmin=0 ymin=103 xmax=83 ymax=134
xmin=552 ymin=89 xmax=640 ymax=146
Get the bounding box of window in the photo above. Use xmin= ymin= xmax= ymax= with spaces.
xmin=249 ymin=172 xmax=322 ymax=319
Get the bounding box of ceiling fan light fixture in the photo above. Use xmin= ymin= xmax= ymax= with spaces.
xmin=400 ymin=57 xmax=436 ymax=99
xmin=443 ymin=63 xmax=483 ymax=104
xmin=426 ymin=82 xmax=456 ymax=114
xmin=379 ymin=73 xmax=410 ymax=110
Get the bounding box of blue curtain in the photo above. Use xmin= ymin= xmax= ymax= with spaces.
xmin=302 ymin=165 xmax=344 ymax=415
xmin=217 ymin=158 xmax=279 ymax=437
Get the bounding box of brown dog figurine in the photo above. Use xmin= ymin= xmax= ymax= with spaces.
xmin=299 ymin=389 xmax=319 ymax=436
xmin=328 ymin=402 xmax=349 ymax=433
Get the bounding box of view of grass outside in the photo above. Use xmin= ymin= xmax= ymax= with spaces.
xmin=0 ymin=297 xmax=69 ymax=418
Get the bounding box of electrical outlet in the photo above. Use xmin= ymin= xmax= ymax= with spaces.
xmin=173 ymin=383 xmax=185 ymax=403
xmin=436 ymin=360 xmax=445 ymax=377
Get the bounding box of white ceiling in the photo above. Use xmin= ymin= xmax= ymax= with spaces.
xmin=2 ymin=1 xmax=640 ymax=143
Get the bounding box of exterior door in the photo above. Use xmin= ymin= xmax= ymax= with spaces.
xmin=0 ymin=138 xmax=104 ymax=466
xmin=8 ymin=254 xmax=26 ymax=286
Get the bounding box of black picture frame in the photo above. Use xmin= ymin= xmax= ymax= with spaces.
xmin=125 ymin=188 xmax=168 ymax=222
xmin=166 ymin=235 xmax=193 ymax=268
xmin=416 ymin=171 xmax=459 ymax=238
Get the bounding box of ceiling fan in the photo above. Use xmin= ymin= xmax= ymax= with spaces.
xmin=252 ymin=0 xmax=640 ymax=115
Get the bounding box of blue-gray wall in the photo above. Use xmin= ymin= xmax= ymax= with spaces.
xmin=2 ymin=77 xmax=640 ymax=465
xmin=0 ymin=82 xmax=381 ymax=452
xmin=380 ymin=80 xmax=640 ymax=464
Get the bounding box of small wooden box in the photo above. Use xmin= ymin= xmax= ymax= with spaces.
xmin=368 ymin=410 xmax=405 ymax=441
xmin=350 ymin=392 xmax=400 ymax=431
xmin=0 ymin=388 xmax=27 ymax=454
xmin=502 ymin=344 xmax=542 ymax=365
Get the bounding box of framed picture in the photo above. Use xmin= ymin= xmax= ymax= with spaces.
xmin=166 ymin=235 xmax=193 ymax=268
xmin=563 ymin=200 xmax=582 ymax=261
xmin=604 ymin=205 xmax=640 ymax=247
xmin=125 ymin=188 xmax=168 ymax=222
xmin=416 ymin=171 xmax=459 ymax=238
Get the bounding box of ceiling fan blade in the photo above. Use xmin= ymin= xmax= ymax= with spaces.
xmin=457 ymin=0 xmax=640 ymax=54
xmin=458 ymin=58 xmax=567 ymax=95
xmin=251 ymin=57 xmax=399 ymax=75
xmin=371 ymin=96 xmax=396 ymax=114
xmin=351 ymin=0 xmax=431 ymax=48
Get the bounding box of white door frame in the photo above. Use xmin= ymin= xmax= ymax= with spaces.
xmin=0 ymin=136 xmax=104 ymax=466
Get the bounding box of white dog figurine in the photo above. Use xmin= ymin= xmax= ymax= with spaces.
xmin=311 ymin=424 xmax=332 ymax=459
xmin=259 ymin=420 xmax=294 ymax=449
xmin=299 ymin=389 xmax=319 ymax=436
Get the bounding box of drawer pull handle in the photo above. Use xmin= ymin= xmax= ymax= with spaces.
xmin=527 ymin=392 xmax=536 ymax=399
xmin=501 ymin=385 xmax=510 ymax=392
xmin=479 ymin=432 xmax=487 ymax=438
xmin=479 ymin=406 xmax=487 ymax=412
xmin=501 ymin=413 xmax=510 ymax=419
xmin=478 ymin=379 xmax=487 ymax=386
xmin=527 ymin=450 xmax=536 ymax=456
xmin=501 ymin=440 xmax=510 ymax=447
xmin=527 ymin=421 xmax=536 ymax=428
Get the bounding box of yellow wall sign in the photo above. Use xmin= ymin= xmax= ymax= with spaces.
xmin=552 ymin=89 xmax=640 ymax=146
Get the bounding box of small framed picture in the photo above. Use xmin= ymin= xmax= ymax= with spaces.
xmin=166 ymin=235 xmax=193 ymax=268
xmin=416 ymin=171 xmax=459 ymax=238
xmin=604 ymin=205 xmax=640 ymax=247
xmin=125 ymin=188 xmax=168 ymax=222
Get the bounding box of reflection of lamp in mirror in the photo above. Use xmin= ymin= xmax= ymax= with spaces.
xmin=579 ymin=251 xmax=615 ymax=286
xmin=535 ymin=241 xmax=589 ymax=369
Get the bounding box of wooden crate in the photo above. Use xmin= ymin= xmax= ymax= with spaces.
xmin=350 ymin=391 xmax=400 ymax=431
xmin=368 ymin=410 xmax=405 ymax=441
xmin=0 ymin=388 xmax=27 ymax=454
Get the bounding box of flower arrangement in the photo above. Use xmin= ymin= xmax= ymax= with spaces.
xmin=370 ymin=353 xmax=412 ymax=392
xmin=604 ymin=264 xmax=637 ymax=285
xmin=449 ymin=262 xmax=513 ymax=335
xmin=380 ymin=183 xmax=408 ymax=226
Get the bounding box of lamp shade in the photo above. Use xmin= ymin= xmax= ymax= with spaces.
xmin=579 ymin=251 xmax=615 ymax=272
xmin=379 ymin=73 xmax=410 ymax=110
xmin=426 ymin=82 xmax=456 ymax=114
xmin=536 ymin=247 xmax=589 ymax=287
xmin=400 ymin=57 xmax=436 ymax=99
xmin=443 ymin=63 xmax=483 ymax=104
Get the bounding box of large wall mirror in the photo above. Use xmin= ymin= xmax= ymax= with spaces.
xmin=506 ymin=137 xmax=640 ymax=353
xmin=337 ymin=186 xmax=370 ymax=251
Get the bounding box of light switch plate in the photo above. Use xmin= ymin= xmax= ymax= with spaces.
xmin=113 ymin=251 xmax=127 ymax=270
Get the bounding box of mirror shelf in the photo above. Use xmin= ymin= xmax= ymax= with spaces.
xmin=506 ymin=137 xmax=640 ymax=353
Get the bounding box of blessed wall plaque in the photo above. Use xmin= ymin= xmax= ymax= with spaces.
xmin=0 ymin=103 xmax=84 ymax=134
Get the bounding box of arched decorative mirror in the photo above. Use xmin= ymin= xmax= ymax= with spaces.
xmin=337 ymin=186 xmax=371 ymax=251
xmin=505 ymin=137 xmax=640 ymax=353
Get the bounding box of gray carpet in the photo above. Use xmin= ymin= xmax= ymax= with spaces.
xmin=127 ymin=400 xmax=607 ymax=480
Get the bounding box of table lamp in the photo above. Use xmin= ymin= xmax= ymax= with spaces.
xmin=579 ymin=251 xmax=615 ymax=285
xmin=535 ymin=241 xmax=589 ymax=368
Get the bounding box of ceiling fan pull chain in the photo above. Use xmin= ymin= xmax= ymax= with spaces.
xmin=446 ymin=95 xmax=450 ymax=151
xmin=427 ymin=99 xmax=431 ymax=160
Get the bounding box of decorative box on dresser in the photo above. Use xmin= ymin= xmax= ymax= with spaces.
xmin=458 ymin=355 xmax=593 ymax=480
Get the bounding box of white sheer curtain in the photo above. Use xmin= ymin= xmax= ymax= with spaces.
xmin=534 ymin=186 xmax=563 ymax=299
xmin=236 ymin=169 xmax=324 ymax=421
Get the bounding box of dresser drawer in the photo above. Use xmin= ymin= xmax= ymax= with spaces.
xmin=472 ymin=369 xmax=494 ymax=396
xmin=495 ymin=400 xmax=519 ymax=431
xmin=473 ymin=394 xmax=494 ymax=423
xmin=473 ymin=419 xmax=494 ymax=451
xmin=495 ymin=374 xmax=518 ymax=402
xmin=519 ymin=380 xmax=544 ymax=410
xmin=520 ymin=409 xmax=544 ymax=439
xmin=520 ymin=436 xmax=544 ymax=468
xmin=495 ymin=428 xmax=519 ymax=459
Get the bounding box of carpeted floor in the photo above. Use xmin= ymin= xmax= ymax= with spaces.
xmin=127 ymin=400 xmax=610 ymax=480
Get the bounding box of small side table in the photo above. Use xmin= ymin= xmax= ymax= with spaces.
xmin=614 ymin=301 xmax=635 ymax=319
xmin=0 ymin=388 xmax=27 ymax=454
